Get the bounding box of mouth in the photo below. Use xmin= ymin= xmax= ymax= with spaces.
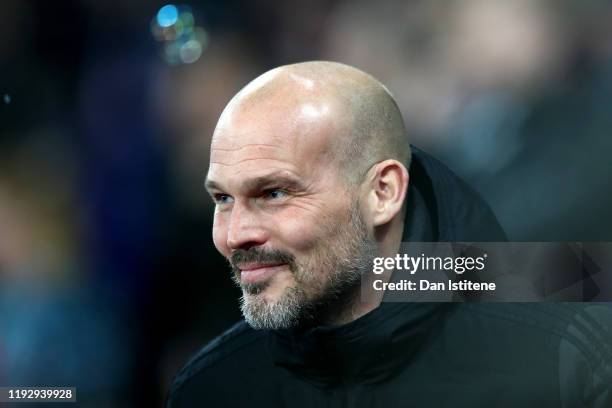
xmin=238 ymin=262 xmax=288 ymax=285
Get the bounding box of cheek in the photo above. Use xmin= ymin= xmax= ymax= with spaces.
xmin=212 ymin=213 xmax=229 ymax=256
xmin=275 ymin=206 xmax=341 ymax=253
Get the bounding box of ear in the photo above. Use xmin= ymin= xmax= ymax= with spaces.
xmin=362 ymin=159 xmax=409 ymax=227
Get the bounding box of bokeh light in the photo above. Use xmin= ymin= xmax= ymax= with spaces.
xmin=179 ymin=39 xmax=202 ymax=64
xmin=157 ymin=5 xmax=179 ymax=28
xmin=151 ymin=4 xmax=208 ymax=65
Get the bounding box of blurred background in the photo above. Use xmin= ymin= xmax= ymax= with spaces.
xmin=1 ymin=0 xmax=611 ymax=406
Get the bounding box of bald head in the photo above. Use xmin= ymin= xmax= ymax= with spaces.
xmin=207 ymin=62 xmax=411 ymax=328
xmin=213 ymin=61 xmax=410 ymax=184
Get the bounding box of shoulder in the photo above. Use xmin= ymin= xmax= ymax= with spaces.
xmin=460 ymin=303 xmax=612 ymax=374
xmin=166 ymin=321 xmax=267 ymax=406
xmin=461 ymin=303 xmax=612 ymax=337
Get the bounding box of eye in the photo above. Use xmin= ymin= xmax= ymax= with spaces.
xmin=213 ymin=193 xmax=234 ymax=205
xmin=263 ymin=188 xmax=288 ymax=200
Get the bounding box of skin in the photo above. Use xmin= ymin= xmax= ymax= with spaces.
xmin=205 ymin=61 xmax=409 ymax=327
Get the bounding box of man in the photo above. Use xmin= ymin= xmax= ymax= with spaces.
xmin=167 ymin=61 xmax=611 ymax=407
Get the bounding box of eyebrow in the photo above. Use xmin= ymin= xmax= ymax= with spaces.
xmin=205 ymin=171 xmax=305 ymax=193
xmin=204 ymin=178 xmax=222 ymax=192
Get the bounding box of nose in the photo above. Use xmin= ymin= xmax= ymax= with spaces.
xmin=226 ymin=202 xmax=268 ymax=251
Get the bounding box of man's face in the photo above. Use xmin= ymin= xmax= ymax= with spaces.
xmin=206 ymin=90 xmax=377 ymax=329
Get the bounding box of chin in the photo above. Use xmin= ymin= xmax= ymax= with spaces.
xmin=250 ymin=271 xmax=296 ymax=295
xmin=248 ymin=284 xmax=288 ymax=304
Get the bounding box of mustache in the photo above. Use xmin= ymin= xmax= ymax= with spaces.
xmin=230 ymin=247 xmax=296 ymax=273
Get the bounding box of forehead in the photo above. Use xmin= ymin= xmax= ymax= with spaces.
xmin=208 ymin=96 xmax=344 ymax=186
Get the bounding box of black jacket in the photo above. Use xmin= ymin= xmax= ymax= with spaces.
xmin=167 ymin=149 xmax=612 ymax=407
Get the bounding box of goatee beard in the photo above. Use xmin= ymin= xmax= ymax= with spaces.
xmin=228 ymin=201 xmax=377 ymax=330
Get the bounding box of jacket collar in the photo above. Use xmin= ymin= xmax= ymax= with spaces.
xmin=267 ymin=302 xmax=449 ymax=386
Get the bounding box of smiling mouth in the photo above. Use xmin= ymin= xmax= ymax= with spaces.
xmin=238 ymin=263 xmax=287 ymax=285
